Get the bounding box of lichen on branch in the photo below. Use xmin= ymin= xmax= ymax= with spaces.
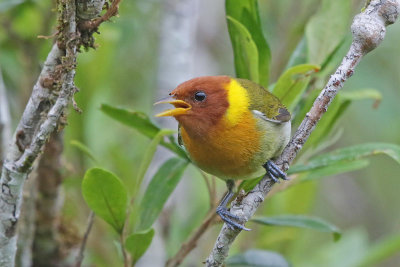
xmin=0 ymin=0 xmax=119 ymax=265
xmin=77 ymin=0 xmax=121 ymax=49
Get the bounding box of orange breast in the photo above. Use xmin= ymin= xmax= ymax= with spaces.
xmin=180 ymin=111 xmax=262 ymax=180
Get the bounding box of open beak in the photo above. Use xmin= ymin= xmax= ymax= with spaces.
xmin=154 ymin=96 xmax=192 ymax=117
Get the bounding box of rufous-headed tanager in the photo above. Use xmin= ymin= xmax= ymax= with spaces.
xmin=155 ymin=76 xmax=291 ymax=230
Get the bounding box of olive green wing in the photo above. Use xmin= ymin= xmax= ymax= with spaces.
xmin=235 ymin=78 xmax=291 ymax=123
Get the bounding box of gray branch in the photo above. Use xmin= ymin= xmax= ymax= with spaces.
xmin=0 ymin=42 xmax=64 ymax=267
xmin=0 ymin=67 xmax=11 ymax=163
xmin=206 ymin=1 xmax=400 ymax=266
xmin=16 ymin=165 xmax=38 ymax=267
xmin=0 ymin=0 xmax=84 ymax=265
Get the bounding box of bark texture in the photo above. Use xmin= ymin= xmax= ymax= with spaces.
xmin=0 ymin=67 xmax=11 ymax=165
xmin=0 ymin=0 xmax=87 ymax=265
xmin=32 ymin=131 xmax=66 ymax=266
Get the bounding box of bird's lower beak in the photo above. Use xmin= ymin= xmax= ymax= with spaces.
xmin=154 ymin=96 xmax=192 ymax=117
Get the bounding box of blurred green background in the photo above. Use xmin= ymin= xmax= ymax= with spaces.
xmin=1 ymin=0 xmax=399 ymax=266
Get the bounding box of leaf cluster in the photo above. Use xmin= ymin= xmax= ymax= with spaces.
xmin=71 ymin=0 xmax=400 ymax=265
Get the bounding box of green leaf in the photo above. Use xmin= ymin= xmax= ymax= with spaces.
xmin=226 ymin=16 xmax=259 ymax=84
xmin=125 ymin=228 xmax=155 ymax=264
xmin=340 ymin=88 xmax=382 ymax=108
xmin=356 ymin=233 xmax=400 ymax=267
xmin=272 ymin=64 xmax=320 ymax=111
xmin=238 ymin=153 xmax=369 ymax=191
xmin=292 ymin=89 xmax=320 ymax=127
xmin=82 ymin=168 xmax=128 ymax=233
xmin=319 ymin=36 xmax=349 ymax=73
xmin=70 ymin=140 xmax=98 ymax=164
xmin=295 ymin=160 xmax=370 ymax=182
xmin=301 ymin=92 xmax=350 ymax=151
xmin=226 ymin=0 xmax=271 ymax=86
xmin=238 ymin=176 xmax=262 ymax=193
xmin=286 ymin=37 xmax=308 ymax=69
xmin=101 ymin=104 xmax=159 ymax=137
xmin=226 ymin=249 xmax=290 ymax=267
xmin=305 ymin=0 xmax=351 ymax=65
xmin=136 ymin=158 xmax=188 ymax=231
xmin=252 ymin=215 xmax=341 ymax=240
xmin=296 ymin=91 xmax=351 ymax=151
xmin=295 ymin=88 xmax=382 ymax=152
xmin=100 ymin=104 xmax=188 ymax=159
xmin=134 ymin=129 xmax=176 ymax=194
xmin=290 ymin=143 xmax=400 ymax=174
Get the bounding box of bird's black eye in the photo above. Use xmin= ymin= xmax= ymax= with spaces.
xmin=194 ymin=91 xmax=206 ymax=102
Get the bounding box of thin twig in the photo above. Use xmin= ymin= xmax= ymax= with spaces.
xmin=75 ymin=211 xmax=95 ymax=267
xmin=78 ymin=0 xmax=121 ymax=31
xmin=38 ymin=31 xmax=59 ymax=39
xmin=165 ymin=174 xmax=301 ymax=266
xmin=199 ymin=171 xmax=216 ymax=209
xmin=206 ymin=1 xmax=400 ymax=266
xmin=121 ymin=234 xmax=129 ymax=267
xmin=165 ymin=190 xmax=223 ymax=266
xmin=166 ymin=210 xmax=218 ymax=267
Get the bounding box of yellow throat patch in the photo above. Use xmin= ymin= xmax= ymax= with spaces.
xmin=224 ymin=78 xmax=250 ymax=126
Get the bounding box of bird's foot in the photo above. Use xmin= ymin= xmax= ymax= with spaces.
xmin=263 ymin=160 xmax=289 ymax=183
xmin=216 ymin=206 xmax=251 ymax=231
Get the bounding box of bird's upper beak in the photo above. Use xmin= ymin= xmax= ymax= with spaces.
xmin=154 ymin=96 xmax=192 ymax=117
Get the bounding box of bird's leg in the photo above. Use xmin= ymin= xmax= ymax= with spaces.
xmin=216 ymin=180 xmax=250 ymax=231
xmin=263 ymin=160 xmax=289 ymax=183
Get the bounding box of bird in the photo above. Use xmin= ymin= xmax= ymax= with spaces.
xmin=154 ymin=76 xmax=291 ymax=230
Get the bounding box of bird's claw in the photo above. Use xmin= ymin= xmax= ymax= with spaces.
xmin=263 ymin=161 xmax=289 ymax=183
xmin=216 ymin=207 xmax=251 ymax=231
xmin=216 ymin=206 xmax=240 ymax=220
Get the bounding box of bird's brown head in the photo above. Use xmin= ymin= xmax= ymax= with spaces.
xmin=155 ymin=76 xmax=231 ymax=135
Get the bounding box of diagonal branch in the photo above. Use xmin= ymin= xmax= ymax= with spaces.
xmin=206 ymin=1 xmax=400 ymax=266
xmin=75 ymin=211 xmax=95 ymax=267
xmin=0 ymin=0 xmax=77 ymax=263
xmin=0 ymin=0 xmax=120 ymax=265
